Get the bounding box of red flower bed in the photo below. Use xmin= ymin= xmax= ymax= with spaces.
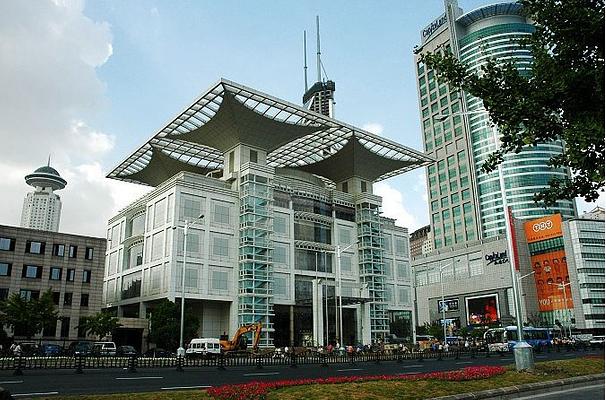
xmin=207 ymin=365 xmax=506 ymax=400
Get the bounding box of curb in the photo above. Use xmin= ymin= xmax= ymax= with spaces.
xmin=432 ymin=373 xmax=605 ymax=400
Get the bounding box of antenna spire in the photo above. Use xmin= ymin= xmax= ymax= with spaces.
xmin=47 ymin=154 xmax=51 ymax=167
xmin=316 ymin=15 xmax=321 ymax=82
xmin=304 ymin=30 xmax=308 ymax=92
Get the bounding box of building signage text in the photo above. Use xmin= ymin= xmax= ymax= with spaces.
xmin=485 ymin=251 xmax=508 ymax=265
xmin=422 ymin=13 xmax=447 ymax=43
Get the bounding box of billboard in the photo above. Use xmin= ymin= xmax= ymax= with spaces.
xmin=531 ymin=250 xmax=573 ymax=311
xmin=524 ymin=214 xmax=573 ymax=312
xmin=466 ymin=294 xmax=500 ymax=325
xmin=524 ymin=214 xmax=563 ymax=244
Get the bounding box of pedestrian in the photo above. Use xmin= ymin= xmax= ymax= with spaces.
xmin=13 ymin=343 xmax=22 ymax=356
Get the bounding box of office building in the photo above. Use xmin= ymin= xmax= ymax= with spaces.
xmin=0 ymin=225 xmax=106 ymax=342
xmin=562 ymin=207 xmax=605 ymax=332
xmin=410 ymin=225 xmax=432 ymax=257
xmin=21 ymin=163 xmax=67 ymax=232
xmin=414 ymin=1 xmax=576 ymax=251
xmin=104 ymin=78 xmax=432 ymax=347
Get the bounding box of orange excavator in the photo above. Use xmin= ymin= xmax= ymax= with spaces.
xmin=220 ymin=322 xmax=263 ymax=353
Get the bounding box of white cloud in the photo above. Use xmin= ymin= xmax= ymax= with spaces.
xmin=0 ymin=1 xmax=145 ymax=236
xmin=150 ymin=7 xmax=159 ymax=16
xmin=362 ymin=122 xmax=384 ymax=136
xmin=374 ymin=182 xmax=418 ymax=230
xmin=414 ymin=170 xmax=428 ymax=202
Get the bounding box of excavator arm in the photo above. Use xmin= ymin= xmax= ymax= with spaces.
xmin=220 ymin=322 xmax=263 ymax=352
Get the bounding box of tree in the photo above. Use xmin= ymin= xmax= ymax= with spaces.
xmin=0 ymin=290 xmax=58 ymax=339
xmin=148 ymin=299 xmax=199 ymax=350
xmin=424 ymin=321 xmax=445 ymax=341
xmin=421 ymin=0 xmax=604 ymax=205
xmin=78 ymin=311 xmax=122 ymax=340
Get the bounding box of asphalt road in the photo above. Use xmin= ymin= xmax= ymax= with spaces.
xmin=515 ymin=383 xmax=605 ymax=400
xmin=0 ymin=350 xmax=601 ymax=398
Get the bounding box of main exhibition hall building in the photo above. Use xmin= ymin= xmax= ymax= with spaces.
xmin=103 ymin=79 xmax=432 ymax=347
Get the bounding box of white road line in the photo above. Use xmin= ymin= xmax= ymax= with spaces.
xmin=243 ymin=372 xmax=280 ymax=376
xmin=13 ymin=392 xmax=59 ymax=397
xmin=116 ymin=376 xmax=164 ymax=380
xmin=455 ymin=361 xmax=474 ymax=364
xmin=337 ymin=368 xmax=363 ymax=372
xmin=401 ymin=364 xmax=423 ymax=368
xmin=161 ymin=385 xmax=212 ymax=390
xmin=0 ymin=381 xmax=23 ymax=384
xmin=514 ymin=383 xmax=604 ymax=400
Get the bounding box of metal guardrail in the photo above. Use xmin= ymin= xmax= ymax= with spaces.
xmin=1 ymin=342 xmax=601 ymax=375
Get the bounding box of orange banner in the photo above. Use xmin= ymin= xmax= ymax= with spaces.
xmin=531 ymin=250 xmax=573 ymax=311
xmin=524 ymin=214 xmax=563 ymax=243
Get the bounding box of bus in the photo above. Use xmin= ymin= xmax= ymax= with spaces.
xmin=484 ymin=326 xmax=553 ymax=352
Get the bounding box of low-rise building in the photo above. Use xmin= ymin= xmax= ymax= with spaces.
xmin=0 ymin=225 xmax=106 ymax=343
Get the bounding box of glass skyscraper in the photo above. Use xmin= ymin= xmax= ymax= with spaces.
xmin=415 ymin=1 xmax=576 ymax=250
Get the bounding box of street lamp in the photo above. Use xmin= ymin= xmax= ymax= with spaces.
xmin=336 ymin=242 xmax=357 ymax=347
xmin=174 ymin=213 xmax=205 ymax=358
xmin=438 ymin=263 xmax=452 ymax=343
xmin=548 ymin=282 xmax=573 ymax=337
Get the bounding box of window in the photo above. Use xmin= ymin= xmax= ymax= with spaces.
xmin=361 ymin=181 xmax=367 ymax=193
xmin=22 ymin=265 xmax=42 ymax=279
xmin=151 ymin=231 xmax=165 ymax=261
xmin=68 ymin=245 xmax=77 ymax=258
xmin=127 ymin=243 xmax=144 ymax=269
xmin=0 ymin=288 xmax=9 ymax=300
xmin=63 ymin=292 xmax=73 ymax=306
xmin=250 ymin=149 xmax=258 ymax=163
xmin=80 ymin=293 xmax=89 ymax=307
xmin=82 ymin=270 xmax=91 ymax=284
xmin=20 ymin=289 xmax=39 ymax=301
xmin=274 ymin=215 xmax=288 ymax=236
xmin=212 ymin=236 xmax=230 ymax=258
xmin=49 ymin=267 xmax=62 ymax=280
xmin=342 ymin=181 xmax=348 ymax=193
xmin=153 ymin=198 xmax=166 ymax=228
xmin=211 ymin=270 xmax=229 ymax=291
xmin=25 ymin=241 xmax=45 ymax=254
xmin=273 ymin=245 xmax=288 ymax=264
xmin=213 ymin=203 xmax=231 ymax=224
xmin=60 ymin=317 xmax=70 ymax=338
xmin=0 ymin=237 xmax=15 ymax=251
xmin=228 ymin=150 xmax=234 ymax=173
xmin=0 ymin=262 xmax=11 ymax=276
xmin=66 ymin=269 xmax=75 ymax=282
xmin=52 ymin=244 xmax=65 ymax=257
xmin=85 ymin=247 xmax=94 ymax=260
xmin=180 ymin=194 xmax=204 ymax=221
xmin=52 ymin=292 xmax=60 ymax=305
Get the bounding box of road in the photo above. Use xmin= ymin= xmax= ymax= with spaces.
xmin=0 ymin=350 xmax=601 ymax=397
xmin=515 ymin=383 xmax=605 ymax=400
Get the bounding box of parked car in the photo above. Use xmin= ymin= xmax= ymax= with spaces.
xmin=186 ymin=338 xmax=221 ymax=358
xmin=19 ymin=342 xmax=40 ymax=356
xmin=39 ymin=344 xmax=63 ymax=356
xmin=116 ymin=345 xmax=138 ymax=357
xmin=68 ymin=341 xmax=93 ymax=356
xmin=143 ymin=348 xmax=174 ymax=358
xmin=91 ymin=342 xmax=117 ymax=356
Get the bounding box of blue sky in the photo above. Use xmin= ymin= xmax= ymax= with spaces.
xmin=0 ymin=0 xmax=597 ymax=236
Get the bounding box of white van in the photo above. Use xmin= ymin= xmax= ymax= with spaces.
xmin=92 ymin=341 xmax=117 ymax=356
xmin=186 ymin=338 xmax=221 ymax=358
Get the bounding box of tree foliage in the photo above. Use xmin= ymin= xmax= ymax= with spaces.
xmin=0 ymin=290 xmax=58 ymax=339
xmin=77 ymin=311 xmax=122 ymax=340
xmin=421 ymin=0 xmax=604 ymax=205
xmin=148 ymin=299 xmax=199 ymax=350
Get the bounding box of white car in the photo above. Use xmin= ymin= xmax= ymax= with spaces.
xmin=186 ymin=338 xmax=221 ymax=358
xmin=92 ymin=342 xmax=117 ymax=356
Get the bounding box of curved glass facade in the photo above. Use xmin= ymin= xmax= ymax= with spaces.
xmin=460 ymin=20 xmax=576 ymax=238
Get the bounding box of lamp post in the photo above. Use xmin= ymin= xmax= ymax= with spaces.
xmin=336 ymin=242 xmax=357 ymax=347
xmin=549 ymin=282 xmax=573 ymax=337
xmin=174 ymin=214 xmax=204 ymax=358
xmin=438 ymin=263 xmax=452 ymax=343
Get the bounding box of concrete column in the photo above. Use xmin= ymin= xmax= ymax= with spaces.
xmin=289 ymin=305 xmax=294 ymax=347
xmin=312 ymin=279 xmax=324 ymax=347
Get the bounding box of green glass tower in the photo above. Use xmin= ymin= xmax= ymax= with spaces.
xmin=415 ymin=1 xmax=577 ymax=250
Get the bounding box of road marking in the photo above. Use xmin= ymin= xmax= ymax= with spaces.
xmin=514 ymin=383 xmax=604 ymax=400
xmin=243 ymin=372 xmax=280 ymax=376
xmin=116 ymin=376 xmax=164 ymax=380
xmin=161 ymin=385 xmax=212 ymax=390
xmin=0 ymin=381 xmax=23 ymax=384
xmin=337 ymin=368 xmax=363 ymax=372
xmin=455 ymin=361 xmax=473 ymax=364
xmin=536 ymin=355 xmax=548 ymax=358
xmin=401 ymin=364 xmax=423 ymax=368
xmin=13 ymin=392 xmax=59 ymax=397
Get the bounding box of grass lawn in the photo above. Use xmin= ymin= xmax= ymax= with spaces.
xmin=40 ymin=357 xmax=604 ymax=400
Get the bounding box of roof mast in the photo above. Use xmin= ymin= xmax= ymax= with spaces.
xmin=316 ymin=15 xmax=322 ymax=82
xmin=304 ymin=30 xmax=308 ymax=92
